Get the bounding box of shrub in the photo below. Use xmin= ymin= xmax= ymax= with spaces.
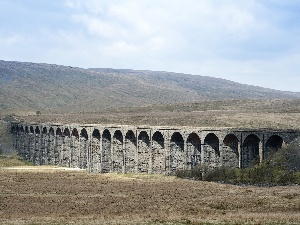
xmin=176 ymin=138 xmax=300 ymax=185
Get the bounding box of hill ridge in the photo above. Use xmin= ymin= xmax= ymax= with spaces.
xmin=1 ymin=60 xmax=299 ymax=112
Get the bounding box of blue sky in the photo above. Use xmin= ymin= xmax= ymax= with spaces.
xmin=1 ymin=0 xmax=300 ymax=92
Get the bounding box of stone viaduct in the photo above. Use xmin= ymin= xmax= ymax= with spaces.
xmin=10 ymin=122 xmax=300 ymax=175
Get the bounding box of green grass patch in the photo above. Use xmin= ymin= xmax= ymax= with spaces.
xmin=0 ymin=152 xmax=33 ymax=167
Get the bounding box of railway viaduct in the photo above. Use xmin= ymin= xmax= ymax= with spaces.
xmin=10 ymin=122 xmax=300 ymax=175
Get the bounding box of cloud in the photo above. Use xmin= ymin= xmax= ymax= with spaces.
xmin=0 ymin=0 xmax=299 ymax=91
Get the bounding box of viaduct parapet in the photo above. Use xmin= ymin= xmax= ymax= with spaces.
xmin=10 ymin=122 xmax=300 ymax=175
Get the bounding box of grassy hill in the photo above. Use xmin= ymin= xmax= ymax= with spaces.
xmin=1 ymin=60 xmax=300 ymax=114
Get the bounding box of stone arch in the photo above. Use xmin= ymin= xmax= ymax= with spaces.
xmin=138 ymin=131 xmax=150 ymax=173
xmin=49 ymin=127 xmax=54 ymax=136
xmin=170 ymin=132 xmax=185 ymax=173
xmin=23 ymin=126 xmax=29 ymax=160
xmin=242 ymin=134 xmax=260 ymax=168
xmin=70 ymin=128 xmax=80 ymax=168
xmin=80 ymin=128 xmax=88 ymax=140
xmin=265 ymin=135 xmax=283 ymax=159
xmin=203 ymin=133 xmax=220 ymax=168
xmin=124 ymin=130 xmax=136 ymax=173
xmin=55 ymin=127 xmax=63 ymax=165
xmin=92 ymin=129 xmax=100 ymax=140
xmin=28 ymin=126 xmax=35 ymax=162
xmin=187 ymin=133 xmax=201 ymax=169
xmin=223 ymin=134 xmax=239 ymax=168
xmin=35 ymin=126 xmax=40 ymax=135
xmin=56 ymin=127 xmax=62 ymax=136
xmin=72 ymin=128 xmax=79 ymax=138
xmin=18 ymin=126 xmax=25 ymax=159
xmin=41 ymin=127 xmax=48 ymax=165
xmin=102 ymin=129 xmax=111 ymax=173
xmin=152 ymin=131 xmax=165 ymax=173
xmin=91 ymin=129 xmax=101 ymax=173
xmin=79 ymin=128 xmax=88 ymax=169
xmin=61 ymin=128 xmax=71 ymax=167
xmin=47 ymin=127 xmax=55 ymax=165
xmin=33 ymin=126 xmax=41 ymax=165
xmin=64 ymin=128 xmax=70 ymax=137
xmin=113 ymin=130 xmax=124 ymax=173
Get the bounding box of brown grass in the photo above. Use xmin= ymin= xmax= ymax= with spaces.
xmin=1 ymin=165 xmax=300 ymax=225
xmin=13 ymin=99 xmax=300 ymax=129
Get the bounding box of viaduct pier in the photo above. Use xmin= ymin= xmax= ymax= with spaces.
xmin=10 ymin=122 xmax=300 ymax=175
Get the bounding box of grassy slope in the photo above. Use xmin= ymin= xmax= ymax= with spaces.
xmin=1 ymin=60 xmax=300 ymax=113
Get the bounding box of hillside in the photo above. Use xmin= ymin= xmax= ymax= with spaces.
xmin=1 ymin=60 xmax=299 ymax=113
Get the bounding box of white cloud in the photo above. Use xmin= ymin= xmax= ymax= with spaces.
xmin=0 ymin=0 xmax=299 ymax=91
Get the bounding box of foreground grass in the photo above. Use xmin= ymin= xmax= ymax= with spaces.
xmin=1 ymin=161 xmax=300 ymax=225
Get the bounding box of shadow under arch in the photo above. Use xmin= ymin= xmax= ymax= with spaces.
xmin=187 ymin=133 xmax=201 ymax=169
xmin=203 ymin=133 xmax=220 ymax=168
xmin=152 ymin=131 xmax=165 ymax=173
xmin=113 ymin=130 xmax=124 ymax=173
xmin=90 ymin=129 xmax=101 ymax=173
xmin=124 ymin=130 xmax=136 ymax=173
xmin=138 ymin=131 xmax=150 ymax=173
xmin=223 ymin=134 xmax=239 ymax=168
xmin=102 ymin=129 xmax=111 ymax=173
xmin=170 ymin=132 xmax=184 ymax=173
xmin=265 ymin=135 xmax=283 ymax=159
xmin=242 ymin=134 xmax=260 ymax=168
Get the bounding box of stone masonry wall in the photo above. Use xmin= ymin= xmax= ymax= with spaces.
xmin=10 ymin=123 xmax=300 ymax=175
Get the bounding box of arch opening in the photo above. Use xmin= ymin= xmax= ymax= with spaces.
xmin=102 ymin=129 xmax=111 ymax=173
xmin=113 ymin=130 xmax=124 ymax=173
xmin=90 ymin=129 xmax=101 ymax=173
xmin=49 ymin=127 xmax=54 ymax=136
xmin=265 ymin=135 xmax=283 ymax=159
xmin=223 ymin=134 xmax=239 ymax=168
xmin=170 ymin=132 xmax=184 ymax=173
xmin=203 ymin=133 xmax=220 ymax=168
xmin=92 ymin=129 xmax=100 ymax=140
xmin=138 ymin=131 xmax=150 ymax=173
xmin=125 ymin=130 xmax=136 ymax=173
xmin=71 ymin=128 xmax=79 ymax=138
xmin=242 ymin=134 xmax=260 ymax=168
xmin=64 ymin=128 xmax=70 ymax=138
xmin=187 ymin=133 xmax=201 ymax=169
xmin=152 ymin=131 xmax=165 ymax=173
xmin=80 ymin=128 xmax=88 ymax=140
xmin=56 ymin=128 xmax=62 ymax=136
xmin=35 ymin=127 xmax=40 ymax=135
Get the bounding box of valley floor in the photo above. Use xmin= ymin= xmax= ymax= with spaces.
xmin=1 ymin=165 xmax=300 ymax=225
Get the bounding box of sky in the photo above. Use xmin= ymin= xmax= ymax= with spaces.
xmin=0 ymin=0 xmax=300 ymax=92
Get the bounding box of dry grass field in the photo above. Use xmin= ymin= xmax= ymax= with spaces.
xmin=1 ymin=163 xmax=300 ymax=225
xmin=16 ymin=99 xmax=300 ymax=129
